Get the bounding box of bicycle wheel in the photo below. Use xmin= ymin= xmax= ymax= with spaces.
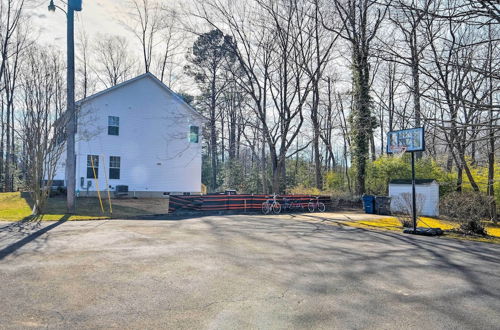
xmin=317 ymin=202 xmax=326 ymax=212
xmin=307 ymin=202 xmax=315 ymax=212
xmin=272 ymin=202 xmax=281 ymax=214
xmin=262 ymin=202 xmax=270 ymax=215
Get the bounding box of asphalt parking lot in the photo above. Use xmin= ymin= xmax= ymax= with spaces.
xmin=1 ymin=214 xmax=499 ymax=329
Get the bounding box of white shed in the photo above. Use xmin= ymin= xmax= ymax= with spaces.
xmin=388 ymin=179 xmax=440 ymax=216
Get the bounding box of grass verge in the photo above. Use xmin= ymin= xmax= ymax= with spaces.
xmin=337 ymin=215 xmax=500 ymax=244
xmin=0 ymin=192 xmax=169 ymax=221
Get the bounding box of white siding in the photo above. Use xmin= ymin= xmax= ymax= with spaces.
xmin=388 ymin=182 xmax=440 ymax=216
xmin=54 ymin=74 xmax=204 ymax=194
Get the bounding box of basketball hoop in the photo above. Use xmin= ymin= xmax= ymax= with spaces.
xmin=386 ymin=128 xmax=424 ymax=155
xmin=387 ymin=127 xmax=425 ymax=234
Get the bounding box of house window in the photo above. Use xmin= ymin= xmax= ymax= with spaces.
xmin=108 ymin=116 xmax=119 ymax=136
xmin=189 ymin=125 xmax=199 ymax=143
xmin=87 ymin=155 xmax=99 ymax=179
xmin=109 ymin=156 xmax=121 ymax=180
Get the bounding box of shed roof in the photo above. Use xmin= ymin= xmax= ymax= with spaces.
xmin=389 ymin=179 xmax=437 ymax=185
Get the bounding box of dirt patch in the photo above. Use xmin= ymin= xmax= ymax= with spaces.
xmin=110 ymin=198 xmax=169 ymax=217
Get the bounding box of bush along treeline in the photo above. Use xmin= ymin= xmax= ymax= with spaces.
xmin=1 ymin=0 xmax=499 ymax=222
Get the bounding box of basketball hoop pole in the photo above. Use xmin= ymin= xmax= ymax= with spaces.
xmin=387 ymin=127 xmax=424 ymax=234
xmin=411 ymin=151 xmax=417 ymax=233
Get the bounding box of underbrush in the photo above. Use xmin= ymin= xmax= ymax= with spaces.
xmin=288 ymin=185 xmax=322 ymax=195
xmin=458 ymin=220 xmax=488 ymax=236
xmin=287 ymin=186 xmax=361 ymax=210
xmin=440 ymin=192 xmax=494 ymax=236
xmin=396 ymin=216 xmax=414 ymax=228
xmin=392 ymin=192 xmax=425 ymax=228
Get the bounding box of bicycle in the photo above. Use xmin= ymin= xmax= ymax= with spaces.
xmin=308 ymin=196 xmax=326 ymax=212
xmin=282 ymin=197 xmax=293 ymax=212
xmin=288 ymin=199 xmax=305 ymax=212
xmin=262 ymin=194 xmax=282 ymax=214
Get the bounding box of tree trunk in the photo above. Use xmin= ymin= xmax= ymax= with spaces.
xmin=271 ymin=154 xmax=279 ymax=194
xmin=456 ymin=163 xmax=463 ymax=192
xmin=352 ymin=47 xmax=371 ymax=196
xmin=4 ymin=94 xmax=11 ymax=192
xmin=279 ymin=157 xmax=286 ymax=193
xmin=10 ymin=95 xmax=15 ymax=191
xmin=410 ymin=29 xmax=423 ymax=159
xmin=311 ymin=3 xmax=323 ymax=191
xmin=228 ymin=99 xmax=237 ymax=161
xmin=311 ymin=87 xmax=323 ymax=190
xmin=261 ymin=130 xmax=268 ymax=194
xmin=210 ymin=77 xmax=217 ymax=191
xmin=370 ymin=133 xmax=376 ymax=161
xmin=457 ymin=146 xmax=480 ymax=192
xmin=0 ymin=98 xmax=4 ymax=191
xmin=487 ymin=23 xmax=497 ymax=223
xmin=220 ymin=111 xmax=225 ymax=164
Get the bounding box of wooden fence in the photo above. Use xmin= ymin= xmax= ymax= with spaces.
xmin=168 ymin=194 xmax=331 ymax=213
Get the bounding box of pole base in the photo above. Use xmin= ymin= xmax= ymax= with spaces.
xmin=403 ymin=227 xmax=444 ymax=236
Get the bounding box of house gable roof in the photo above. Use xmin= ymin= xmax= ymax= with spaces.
xmin=76 ymin=72 xmax=206 ymax=121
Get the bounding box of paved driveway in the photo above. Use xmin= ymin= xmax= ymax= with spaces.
xmin=1 ymin=214 xmax=499 ymax=329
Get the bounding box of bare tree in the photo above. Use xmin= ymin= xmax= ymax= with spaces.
xmin=76 ymin=29 xmax=96 ymax=99
xmin=194 ymin=0 xmax=326 ymax=193
xmin=94 ymin=34 xmax=135 ymax=88
xmin=382 ymin=0 xmax=435 ymax=159
xmin=1 ymin=13 xmax=29 ymax=192
xmin=0 ymin=0 xmax=24 ymax=88
xmin=468 ymin=0 xmax=500 ymax=24
xmin=0 ymin=0 xmax=27 ymax=191
xmin=126 ymin=0 xmax=163 ymax=73
xmin=417 ymin=1 xmax=497 ymax=192
xmin=154 ymin=7 xmax=184 ymax=86
xmin=303 ymin=0 xmax=341 ymax=190
xmin=486 ymin=22 xmax=498 ymax=223
xmin=332 ymin=0 xmax=387 ymax=195
xmin=18 ymin=46 xmax=66 ymax=215
xmin=178 ymin=0 xmax=500 ymax=197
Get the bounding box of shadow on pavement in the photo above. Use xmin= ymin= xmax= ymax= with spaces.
xmin=0 ymin=215 xmax=69 ymax=260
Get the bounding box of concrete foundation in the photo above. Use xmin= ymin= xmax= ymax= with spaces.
xmin=76 ymin=191 xmax=200 ymax=198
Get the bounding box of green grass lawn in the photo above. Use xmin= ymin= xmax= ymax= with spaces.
xmin=337 ymin=215 xmax=500 ymax=244
xmin=0 ymin=192 xmax=169 ymax=221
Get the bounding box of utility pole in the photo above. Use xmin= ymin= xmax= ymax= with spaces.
xmin=66 ymin=3 xmax=76 ymax=213
xmin=48 ymin=0 xmax=82 ymax=213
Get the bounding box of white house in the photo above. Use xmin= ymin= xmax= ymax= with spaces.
xmin=388 ymin=179 xmax=440 ymax=216
xmin=54 ymin=73 xmax=206 ymax=197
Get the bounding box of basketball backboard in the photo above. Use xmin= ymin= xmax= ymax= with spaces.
xmin=387 ymin=127 xmax=425 ymax=154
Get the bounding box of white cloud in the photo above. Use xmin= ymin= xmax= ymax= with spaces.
xmin=31 ymin=0 xmax=134 ymax=50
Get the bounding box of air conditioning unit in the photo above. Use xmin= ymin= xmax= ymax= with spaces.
xmin=115 ymin=185 xmax=129 ymax=198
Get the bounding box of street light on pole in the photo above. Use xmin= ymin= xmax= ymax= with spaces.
xmin=48 ymin=0 xmax=82 ymax=213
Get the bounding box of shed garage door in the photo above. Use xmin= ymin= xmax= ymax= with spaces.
xmin=388 ymin=179 xmax=439 ymax=216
